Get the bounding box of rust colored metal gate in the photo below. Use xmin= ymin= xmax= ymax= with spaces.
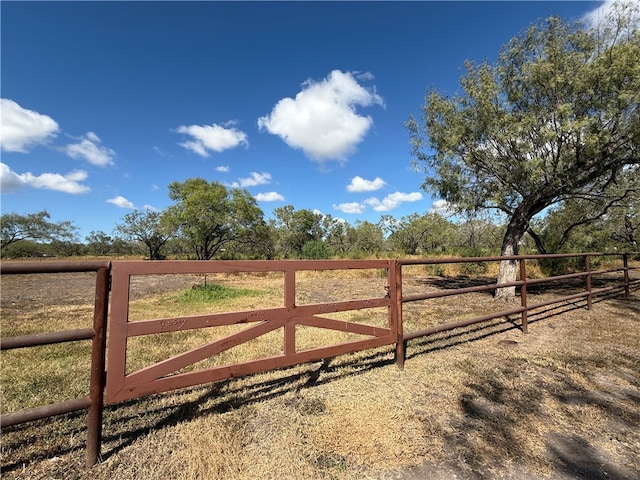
xmin=105 ymin=260 xmax=401 ymax=404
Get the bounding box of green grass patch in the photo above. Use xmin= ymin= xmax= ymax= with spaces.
xmin=176 ymin=282 xmax=263 ymax=304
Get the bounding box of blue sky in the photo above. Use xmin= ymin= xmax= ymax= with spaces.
xmin=1 ymin=1 xmax=610 ymax=240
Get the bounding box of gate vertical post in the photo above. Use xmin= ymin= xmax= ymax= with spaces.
xmin=391 ymin=261 xmax=405 ymax=370
xmin=519 ymin=258 xmax=528 ymax=334
xmin=86 ymin=263 xmax=110 ymax=467
xmin=585 ymin=255 xmax=592 ymax=310
xmin=623 ymin=253 xmax=630 ymax=298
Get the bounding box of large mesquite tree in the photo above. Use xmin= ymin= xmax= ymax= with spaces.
xmin=407 ymin=5 xmax=640 ymax=299
xmin=163 ymin=178 xmax=265 ymax=260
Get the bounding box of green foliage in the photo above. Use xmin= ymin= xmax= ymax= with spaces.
xmin=1 ymin=210 xmax=78 ymax=252
xmin=460 ymin=261 xmax=489 ymax=276
xmin=164 ymin=179 xmax=265 ymax=260
xmin=348 ymin=220 xmax=384 ymax=256
xmin=177 ymin=283 xmax=262 ymax=304
xmin=272 ymin=205 xmax=324 ymax=258
xmin=301 ymin=240 xmax=331 ymax=259
xmin=530 ymin=167 xmax=639 ymax=254
xmin=0 ymin=239 xmax=46 ymax=258
xmin=381 ymin=212 xmax=456 ymax=255
xmin=115 ymin=209 xmax=172 ymax=260
xmin=423 ymin=264 xmax=446 ymax=277
xmin=85 ymin=230 xmax=113 ymax=256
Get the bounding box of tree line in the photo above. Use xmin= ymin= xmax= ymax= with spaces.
xmin=1 ymin=178 xmax=636 ymax=260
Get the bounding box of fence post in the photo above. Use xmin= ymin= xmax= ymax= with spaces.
xmin=86 ymin=264 xmax=110 ymax=467
xmin=584 ymin=255 xmax=592 ymax=310
xmin=390 ymin=261 xmax=405 ymax=370
xmin=519 ymin=258 xmax=528 ymax=334
xmin=623 ymin=253 xmax=630 ymax=298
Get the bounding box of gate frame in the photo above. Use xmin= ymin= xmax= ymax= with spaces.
xmin=106 ymin=259 xmax=401 ymax=404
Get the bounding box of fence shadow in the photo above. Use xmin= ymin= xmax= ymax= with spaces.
xmin=430 ymin=349 xmax=640 ymax=480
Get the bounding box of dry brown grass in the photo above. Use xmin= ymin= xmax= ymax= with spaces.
xmin=1 ymin=264 xmax=639 ymax=479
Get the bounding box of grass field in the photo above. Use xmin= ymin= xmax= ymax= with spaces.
xmin=1 ymin=260 xmax=639 ymax=479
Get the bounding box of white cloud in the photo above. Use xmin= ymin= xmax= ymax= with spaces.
xmin=583 ymin=0 xmax=640 ymax=29
xmin=63 ymin=132 xmax=115 ymax=166
xmin=0 ymin=99 xmax=59 ymax=152
xmin=143 ymin=204 xmax=160 ymax=212
xmin=0 ymin=162 xmax=89 ymax=194
xmin=238 ymin=172 xmax=271 ymax=187
xmin=431 ymin=199 xmax=455 ymax=216
xmin=107 ymin=195 xmax=135 ymax=209
xmin=364 ymin=192 xmax=423 ymax=212
xmin=347 ymin=175 xmax=386 ymax=192
xmin=333 ymin=202 xmax=365 ymax=214
xmin=216 ymin=165 xmax=230 ymax=173
xmin=176 ymin=122 xmax=248 ymax=157
xmin=255 ymin=191 xmax=284 ymax=202
xmin=257 ymin=70 xmax=384 ymax=162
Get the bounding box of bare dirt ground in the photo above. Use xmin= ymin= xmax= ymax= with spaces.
xmin=1 ymin=265 xmax=639 ymax=479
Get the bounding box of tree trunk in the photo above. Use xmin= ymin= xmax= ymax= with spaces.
xmin=495 ymin=243 xmax=519 ymax=301
xmin=495 ymin=208 xmax=530 ymax=301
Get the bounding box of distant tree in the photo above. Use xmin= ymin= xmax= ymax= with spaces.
xmin=322 ymin=214 xmax=351 ymax=256
xmin=301 ymin=240 xmax=331 ymax=259
xmin=221 ymin=222 xmax=276 ymax=259
xmin=453 ymin=214 xmax=504 ymax=256
xmin=381 ymin=212 xmax=454 ymax=255
xmin=115 ymin=209 xmax=172 ymax=260
xmin=1 ymin=210 xmax=78 ymax=252
xmin=533 ymin=167 xmax=639 ymax=253
xmin=85 ymin=230 xmax=113 ymax=256
xmin=163 ymin=178 xmax=265 ymax=260
xmin=348 ymin=220 xmax=384 ymax=256
xmin=407 ymin=4 xmax=640 ymax=298
xmin=272 ymin=205 xmax=324 ymax=258
xmin=47 ymin=239 xmax=85 ymax=257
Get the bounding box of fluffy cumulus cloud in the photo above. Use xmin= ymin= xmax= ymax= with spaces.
xmin=176 ymin=122 xmax=248 ymax=157
xmin=107 ymin=195 xmax=135 ymax=209
xmin=333 ymin=202 xmax=365 ymax=214
xmin=237 ymin=172 xmax=271 ymax=188
xmin=0 ymin=162 xmax=89 ymax=194
xmin=364 ymin=192 xmax=423 ymax=212
xmin=255 ymin=191 xmax=284 ymax=202
xmin=0 ymin=99 xmax=60 ymax=152
xmin=216 ymin=165 xmax=230 ymax=173
xmin=347 ymin=176 xmax=386 ymax=192
xmin=257 ymin=70 xmax=384 ymax=162
xmin=63 ymin=132 xmax=115 ymax=166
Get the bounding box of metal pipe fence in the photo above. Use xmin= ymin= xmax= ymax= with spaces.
xmin=0 ymin=252 xmax=637 ymax=467
xmin=0 ymin=261 xmax=110 ymax=467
